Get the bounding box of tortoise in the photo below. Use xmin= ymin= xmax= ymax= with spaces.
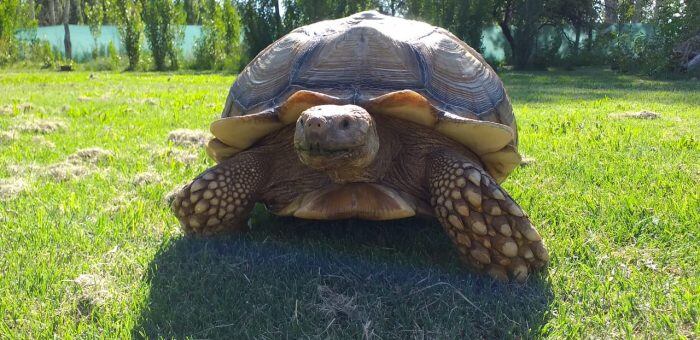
xmin=171 ymin=11 xmax=548 ymax=282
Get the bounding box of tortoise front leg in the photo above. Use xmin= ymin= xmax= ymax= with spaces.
xmin=171 ymin=153 xmax=268 ymax=235
xmin=427 ymin=150 xmax=549 ymax=282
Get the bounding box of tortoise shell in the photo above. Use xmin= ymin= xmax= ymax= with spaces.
xmin=210 ymin=11 xmax=520 ymax=182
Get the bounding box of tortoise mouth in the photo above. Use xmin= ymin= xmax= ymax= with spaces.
xmin=295 ymin=142 xmax=357 ymax=156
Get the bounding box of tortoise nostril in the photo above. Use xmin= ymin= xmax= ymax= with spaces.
xmin=340 ymin=118 xmax=350 ymax=129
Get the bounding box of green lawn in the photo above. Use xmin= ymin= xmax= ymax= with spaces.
xmin=0 ymin=68 xmax=697 ymax=338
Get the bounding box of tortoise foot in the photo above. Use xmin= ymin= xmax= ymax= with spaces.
xmin=428 ymin=151 xmax=549 ymax=283
xmin=171 ymin=154 xmax=265 ymax=235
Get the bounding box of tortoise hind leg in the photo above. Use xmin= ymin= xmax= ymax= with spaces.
xmin=171 ymin=152 xmax=268 ymax=235
xmin=427 ymin=150 xmax=549 ymax=282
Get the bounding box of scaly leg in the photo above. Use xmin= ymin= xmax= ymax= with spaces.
xmin=171 ymin=153 xmax=267 ymax=235
xmin=427 ymin=151 xmax=549 ymax=282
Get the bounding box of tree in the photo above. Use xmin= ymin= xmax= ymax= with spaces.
xmin=0 ymin=0 xmax=36 ymax=64
xmin=546 ymin=0 xmax=597 ymax=58
xmin=113 ymin=0 xmax=143 ymax=70
xmin=142 ymin=0 xmax=185 ymax=70
xmin=492 ymin=0 xmax=548 ymax=68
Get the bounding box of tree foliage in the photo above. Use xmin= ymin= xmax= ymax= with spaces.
xmin=239 ymin=0 xmax=283 ymax=60
xmin=0 ymin=0 xmax=36 ymax=64
xmin=142 ymin=0 xmax=185 ymax=70
xmin=2 ymin=0 xmax=697 ymax=75
xmin=113 ymin=0 xmax=144 ymax=70
xmin=193 ymin=0 xmax=243 ymax=71
xmin=84 ymin=0 xmax=105 ymax=55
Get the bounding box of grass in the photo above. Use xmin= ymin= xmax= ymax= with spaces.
xmin=0 ymin=68 xmax=697 ymax=338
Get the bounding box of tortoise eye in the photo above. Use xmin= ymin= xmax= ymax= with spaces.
xmin=299 ymin=119 xmax=304 ymax=126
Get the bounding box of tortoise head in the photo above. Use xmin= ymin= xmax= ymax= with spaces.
xmin=294 ymin=105 xmax=379 ymax=176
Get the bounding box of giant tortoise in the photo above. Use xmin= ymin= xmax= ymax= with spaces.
xmin=172 ymin=11 xmax=548 ymax=282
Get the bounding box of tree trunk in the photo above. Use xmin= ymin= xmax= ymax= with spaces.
xmin=29 ymin=0 xmax=36 ymax=21
xmin=573 ymin=25 xmax=581 ymax=57
xmin=499 ymin=21 xmax=516 ymax=62
xmin=74 ymin=0 xmax=82 ymax=24
xmin=63 ymin=0 xmax=72 ymax=60
xmin=48 ymin=0 xmax=57 ymax=25
xmin=496 ymin=0 xmax=517 ymax=66
xmin=604 ymin=0 xmax=618 ymax=24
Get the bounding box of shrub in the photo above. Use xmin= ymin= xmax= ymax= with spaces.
xmin=106 ymin=41 xmax=120 ymax=69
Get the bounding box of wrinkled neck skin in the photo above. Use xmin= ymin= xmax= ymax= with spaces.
xmin=247 ymin=116 xmax=482 ymax=213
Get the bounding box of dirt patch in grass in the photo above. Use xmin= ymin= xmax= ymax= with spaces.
xmin=610 ymin=110 xmax=661 ymax=119
xmin=0 ymin=178 xmax=27 ymax=200
xmin=167 ymin=129 xmax=210 ymax=147
xmin=17 ymin=120 xmax=67 ymax=134
xmin=132 ymin=171 xmax=163 ymax=186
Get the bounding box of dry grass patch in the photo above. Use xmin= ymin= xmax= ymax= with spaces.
xmin=45 ymin=162 xmax=92 ymax=181
xmin=0 ymin=130 xmax=18 ymax=143
xmin=520 ymin=156 xmax=536 ymax=166
xmin=132 ymin=171 xmax=163 ymax=186
xmin=0 ymin=178 xmax=27 ymax=200
xmin=31 ymin=136 xmax=56 ymax=148
xmin=104 ymin=194 xmax=137 ymax=214
xmin=16 ymin=120 xmax=67 ymax=134
xmin=167 ymin=129 xmax=210 ymax=147
xmin=0 ymin=105 xmax=12 ymax=115
xmin=316 ymin=285 xmax=360 ymax=321
xmin=40 ymin=147 xmax=113 ymax=181
xmin=142 ymin=98 xmax=159 ymax=106
xmin=610 ymin=110 xmax=661 ymax=120
xmin=68 ymin=274 xmax=112 ymax=317
xmin=68 ymin=147 xmax=114 ymax=165
xmin=154 ymin=147 xmax=201 ymax=165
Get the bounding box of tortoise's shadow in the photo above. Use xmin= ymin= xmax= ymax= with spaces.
xmin=133 ymin=207 xmax=554 ymax=338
